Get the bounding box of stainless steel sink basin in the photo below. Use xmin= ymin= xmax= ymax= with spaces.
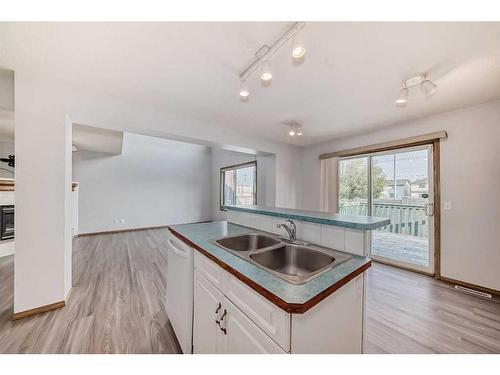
xmin=214 ymin=233 xmax=280 ymax=252
xmin=212 ymin=232 xmax=353 ymax=284
xmin=250 ymin=244 xmax=335 ymax=280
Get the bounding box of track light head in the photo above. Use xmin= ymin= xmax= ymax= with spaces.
xmin=239 ymin=80 xmax=250 ymax=101
xmin=395 ymin=87 xmax=409 ymax=106
xmin=291 ymin=33 xmax=306 ymax=61
xmin=421 ymin=79 xmax=438 ymax=97
xmin=260 ymin=60 xmax=273 ymax=85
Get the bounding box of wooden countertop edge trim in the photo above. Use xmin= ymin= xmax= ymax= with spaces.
xmin=167 ymin=226 xmax=372 ymax=314
xmin=12 ymin=300 xmax=65 ymax=321
xmin=0 ymin=180 xmax=15 ymax=191
xmin=0 ymin=181 xmax=78 ymax=191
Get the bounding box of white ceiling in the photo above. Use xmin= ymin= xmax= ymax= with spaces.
xmin=1 ymin=22 xmax=500 ymax=146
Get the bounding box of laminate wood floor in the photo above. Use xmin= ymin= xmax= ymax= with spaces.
xmin=364 ymin=262 xmax=500 ymax=353
xmin=0 ymin=229 xmax=182 ymax=354
xmin=0 ymin=228 xmax=499 ymax=353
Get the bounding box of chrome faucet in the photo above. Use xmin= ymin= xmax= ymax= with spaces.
xmin=276 ymin=220 xmax=297 ymax=241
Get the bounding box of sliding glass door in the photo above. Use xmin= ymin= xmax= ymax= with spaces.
xmin=338 ymin=145 xmax=435 ymax=274
xmin=338 ymin=156 xmax=369 ymax=215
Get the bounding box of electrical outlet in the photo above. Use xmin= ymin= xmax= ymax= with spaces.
xmin=444 ymin=201 xmax=452 ymax=210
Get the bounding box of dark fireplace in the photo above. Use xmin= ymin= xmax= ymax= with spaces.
xmin=0 ymin=205 xmax=14 ymax=240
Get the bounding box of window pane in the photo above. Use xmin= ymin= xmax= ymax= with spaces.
xmin=221 ymin=163 xmax=257 ymax=208
xmin=235 ymin=166 xmax=255 ymax=206
xmin=223 ymin=169 xmax=236 ymax=206
xmin=338 ymin=157 xmax=368 ymax=216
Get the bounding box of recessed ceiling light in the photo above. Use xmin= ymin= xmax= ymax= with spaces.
xmin=296 ymin=126 xmax=303 ymax=136
xmin=288 ymin=129 xmax=296 ymax=136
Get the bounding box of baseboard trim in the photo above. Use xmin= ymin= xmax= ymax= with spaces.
xmin=374 ymin=260 xmax=500 ymax=297
xmin=12 ymin=300 xmax=66 ymax=321
xmin=437 ymin=276 xmax=500 ymax=298
xmin=373 ymin=259 xmax=435 ymax=277
xmin=76 ymin=224 xmax=171 ymax=237
xmin=76 ymin=221 xmax=213 ymax=237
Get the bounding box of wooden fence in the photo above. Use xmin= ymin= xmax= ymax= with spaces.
xmin=339 ymin=200 xmax=428 ymax=237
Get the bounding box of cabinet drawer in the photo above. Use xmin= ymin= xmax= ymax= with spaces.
xmin=222 ymin=271 xmax=290 ymax=352
xmin=194 ymin=251 xmax=224 ymax=290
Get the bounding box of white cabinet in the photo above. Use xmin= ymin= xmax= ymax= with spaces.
xmin=291 ymin=274 xmax=364 ymax=353
xmin=166 ymin=231 xmax=194 ymax=354
xmin=193 ymin=269 xmax=286 ymax=354
xmin=220 ymin=297 xmax=285 ymax=354
xmin=193 ymin=270 xmax=224 ymax=354
xmin=188 ymin=244 xmax=365 ymax=354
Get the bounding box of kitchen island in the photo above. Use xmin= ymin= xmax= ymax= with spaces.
xmin=166 ymin=207 xmax=388 ymax=354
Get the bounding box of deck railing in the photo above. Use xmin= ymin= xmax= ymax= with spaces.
xmin=339 ymin=200 xmax=428 ymax=237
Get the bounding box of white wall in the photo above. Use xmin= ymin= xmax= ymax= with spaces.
xmin=0 ymin=140 xmax=15 ymax=178
xmin=299 ymin=100 xmax=500 ymax=291
xmin=14 ymin=71 xmax=73 ymax=313
xmin=210 ymin=149 xmax=276 ymax=221
xmin=73 ymin=133 xmax=213 ymax=234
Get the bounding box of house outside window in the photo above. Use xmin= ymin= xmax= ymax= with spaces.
xmin=220 ymin=161 xmax=257 ymax=209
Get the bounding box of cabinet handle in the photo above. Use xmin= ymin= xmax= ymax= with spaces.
xmin=219 ymin=309 xmax=227 ymax=334
xmin=215 ymin=302 xmax=222 ymax=325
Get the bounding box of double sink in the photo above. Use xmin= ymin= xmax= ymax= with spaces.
xmin=212 ymin=233 xmax=352 ymax=284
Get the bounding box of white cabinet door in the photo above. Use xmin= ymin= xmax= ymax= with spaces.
xmin=219 ymin=296 xmax=286 ymax=354
xmin=166 ymin=232 xmax=193 ymax=354
xmin=193 ymin=270 xmax=224 ymax=354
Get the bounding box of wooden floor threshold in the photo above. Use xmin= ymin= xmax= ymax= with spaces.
xmin=12 ymin=301 xmax=65 ymax=321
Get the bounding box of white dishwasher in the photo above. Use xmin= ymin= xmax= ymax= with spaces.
xmin=166 ymin=230 xmax=194 ymax=354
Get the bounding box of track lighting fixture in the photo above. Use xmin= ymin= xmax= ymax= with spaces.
xmin=238 ymin=22 xmax=306 ymax=100
xmin=286 ymin=122 xmax=303 ymax=137
xmin=395 ymin=74 xmax=438 ymax=106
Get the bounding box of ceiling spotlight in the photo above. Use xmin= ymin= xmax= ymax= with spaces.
xmin=260 ymin=60 xmax=273 ymax=84
xmin=395 ymin=87 xmax=409 ymax=106
xmin=296 ymin=126 xmax=303 ymax=136
xmin=292 ymin=33 xmax=306 ymax=60
xmin=288 ymin=129 xmax=296 ymax=136
xmin=239 ymin=80 xmax=250 ymax=101
xmin=421 ymin=78 xmax=438 ymax=97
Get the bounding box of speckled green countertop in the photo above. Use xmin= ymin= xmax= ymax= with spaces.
xmin=169 ymin=221 xmax=371 ymax=312
xmin=224 ymin=205 xmax=390 ymax=230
